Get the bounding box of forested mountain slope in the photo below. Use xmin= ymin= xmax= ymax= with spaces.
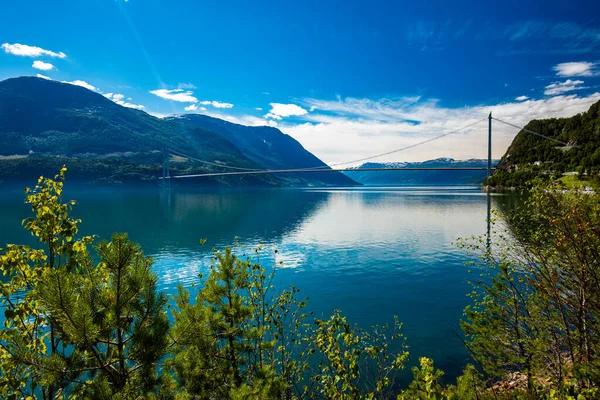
xmin=485 ymin=100 xmax=600 ymax=188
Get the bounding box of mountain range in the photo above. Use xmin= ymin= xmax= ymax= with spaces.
xmin=0 ymin=76 xmax=356 ymax=187
xmin=6 ymin=75 xmax=582 ymax=189
xmin=344 ymin=158 xmax=497 ymax=185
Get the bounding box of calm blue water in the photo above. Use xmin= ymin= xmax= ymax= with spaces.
xmin=0 ymin=186 xmax=515 ymax=383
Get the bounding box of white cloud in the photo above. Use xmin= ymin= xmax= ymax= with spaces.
xmin=147 ymin=111 xmax=173 ymax=119
xmin=255 ymin=107 xmax=263 ymax=111
xmin=515 ymin=95 xmax=529 ymax=101
xmin=553 ymin=61 xmax=598 ymax=77
xmin=200 ymin=107 xmax=207 ymax=111
xmin=198 ymin=110 xmax=274 ymax=127
xmin=184 ymin=104 xmax=198 ymax=111
xmin=118 ymin=101 xmax=144 ymax=110
xmin=32 ymin=60 xmax=54 ymax=71
xmin=36 ymin=74 xmax=51 ymax=80
xmin=544 ymin=79 xmax=586 ymax=95
xmin=150 ymin=88 xmax=198 ymax=103
xmin=150 ymin=87 xmax=232 ymax=108
xmin=264 ymin=103 xmax=308 ymax=119
xmin=213 ymin=101 xmax=233 ymax=109
xmin=278 ymin=92 xmax=600 ymax=165
xmin=264 ymin=113 xmax=283 ymax=120
xmin=118 ymin=101 xmax=145 ymax=110
xmin=104 ymin=92 xmax=145 ymax=110
xmin=200 ymin=100 xmax=234 ymax=109
xmin=1 ymin=43 xmax=66 ymax=58
xmin=62 ymin=80 xmax=98 ymax=91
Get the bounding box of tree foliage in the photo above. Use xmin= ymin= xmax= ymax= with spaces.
xmin=458 ymin=187 xmax=600 ymax=398
xmin=0 ymin=169 xmax=170 ymax=399
xmin=486 ymin=99 xmax=600 ymax=188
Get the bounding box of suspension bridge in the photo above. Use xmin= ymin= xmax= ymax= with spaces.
xmin=159 ymin=113 xmax=567 ymax=184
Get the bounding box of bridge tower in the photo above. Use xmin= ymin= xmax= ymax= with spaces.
xmin=487 ymin=112 xmax=492 ymax=178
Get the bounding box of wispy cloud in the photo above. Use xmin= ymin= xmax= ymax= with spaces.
xmin=404 ymin=20 xmax=449 ymax=51
xmin=184 ymin=104 xmax=198 ymax=111
xmin=32 ymin=60 xmax=54 ymax=71
xmin=553 ymin=61 xmax=598 ymax=77
xmin=1 ymin=43 xmax=66 ymax=58
xmin=150 ymin=88 xmax=198 ymax=103
xmin=507 ymin=20 xmax=545 ymax=41
xmin=36 ymin=74 xmax=51 ymax=80
xmin=544 ymin=80 xmax=586 ymax=95
xmin=104 ymin=92 xmax=145 ymax=110
xmin=401 ymin=19 xmax=600 ymax=55
xmin=178 ymin=82 xmax=196 ymax=89
xmin=501 ymin=21 xmax=600 ymax=55
xmin=264 ymin=103 xmax=308 ymax=120
xmin=515 ymin=95 xmax=529 ymax=101
xmin=62 ymin=80 xmax=98 ymax=91
xmin=453 ymin=19 xmax=473 ymax=40
xmin=278 ymin=92 xmax=600 ymax=164
xmin=406 ymin=20 xmax=436 ymax=42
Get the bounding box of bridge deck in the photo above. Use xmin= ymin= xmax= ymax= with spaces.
xmin=163 ymin=167 xmax=494 ymax=179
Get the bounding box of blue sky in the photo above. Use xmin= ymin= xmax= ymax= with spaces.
xmin=1 ymin=0 xmax=600 ymax=163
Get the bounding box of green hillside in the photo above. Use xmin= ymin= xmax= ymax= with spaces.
xmin=485 ymin=100 xmax=600 ymax=189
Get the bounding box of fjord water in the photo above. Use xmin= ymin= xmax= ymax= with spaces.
xmin=0 ymin=186 xmax=514 ymax=382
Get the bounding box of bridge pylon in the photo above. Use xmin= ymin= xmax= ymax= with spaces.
xmin=487 ymin=112 xmax=492 ymax=178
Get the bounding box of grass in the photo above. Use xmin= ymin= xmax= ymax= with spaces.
xmin=558 ymin=174 xmax=600 ymax=191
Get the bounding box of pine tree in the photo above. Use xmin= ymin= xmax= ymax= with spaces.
xmin=168 ymin=245 xmax=316 ymax=399
xmin=169 ymin=247 xmax=275 ymax=399
xmin=38 ymin=233 xmax=170 ymax=398
xmin=0 ymin=169 xmax=169 ymax=399
xmin=0 ymin=168 xmax=93 ymax=399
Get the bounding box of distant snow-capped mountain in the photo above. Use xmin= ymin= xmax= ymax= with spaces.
xmin=344 ymin=158 xmax=498 ymax=185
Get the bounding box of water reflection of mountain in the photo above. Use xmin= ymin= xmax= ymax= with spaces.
xmin=43 ymin=188 xmax=330 ymax=254
xmin=0 ymin=188 xmax=515 ymax=254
